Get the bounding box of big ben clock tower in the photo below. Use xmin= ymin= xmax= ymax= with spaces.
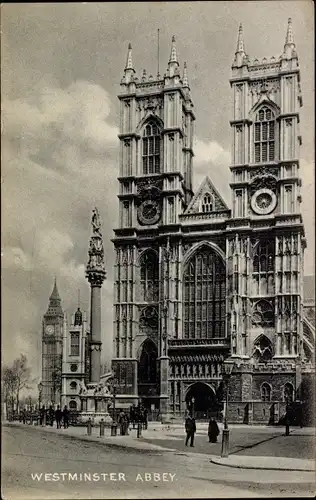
xmin=42 ymin=279 xmax=64 ymax=406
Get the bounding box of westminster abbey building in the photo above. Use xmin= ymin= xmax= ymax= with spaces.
xmin=111 ymin=21 xmax=315 ymax=423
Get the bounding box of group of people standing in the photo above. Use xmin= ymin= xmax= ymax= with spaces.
xmin=185 ymin=415 xmax=220 ymax=447
xmin=39 ymin=405 xmax=70 ymax=429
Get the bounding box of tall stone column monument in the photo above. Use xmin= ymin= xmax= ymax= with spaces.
xmin=79 ymin=208 xmax=113 ymax=424
xmin=86 ymin=207 xmax=107 ymax=382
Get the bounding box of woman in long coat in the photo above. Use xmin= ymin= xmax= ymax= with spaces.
xmin=208 ymin=417 xmax=220 ymax=443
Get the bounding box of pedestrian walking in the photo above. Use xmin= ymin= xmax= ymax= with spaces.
xmin=63 ymin=405 xmax=69 ymax=429
xmin=118 ymin=410 xmax=126 ymax=435
xmin=48 ymin=405 xmax=54 ymax=427
xmin=185 ymin=415 xmax=196 ymax=447
xmin=55 ymin=405 xmax=62 ymax=429
xmin=208 ymin=417 xmax=220 ymax=443
xmin=39 ymin=406 xmax=45 ymax=426
xmin=21 ymin=408 xmax=27 ymax=424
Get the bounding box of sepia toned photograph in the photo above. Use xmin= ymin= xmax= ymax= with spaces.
xmin=1 ymin=1 xmax=315 ymax=499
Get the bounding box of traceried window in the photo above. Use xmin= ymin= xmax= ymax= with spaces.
xmin=283 ymin=383 xmax=294 ymax=404
xmin=183 ymin=247 xmax=226 ymax=339
xmin=252 ymin=240 xmax=275 ymax=295
xmin=261 ymin=383 xmax=272 ymax=401
xmin=70 ymin=333 xmax=80 ymax=356
xmin=139 ymin=250 xmax=159 ymax=302
xmin=252 ymin=300 xmax=274 ymax=327
xmin=201 ymin=193 xmax=214 ymax=212
xmin=254 ymin=107 xmax=276 ymax=163
xmin=138 ymin=339 xmax=158 ymax=383
xmin=142 ymin=121 xmax=161 ymax=174
xmin=253 ymin=335 xmax=273 ymax=362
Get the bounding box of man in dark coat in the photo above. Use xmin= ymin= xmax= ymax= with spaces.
xmin=118 ymin=410 xmax=127 ymax=435
xmin=208 ymin=417 xmax=220 ymax=443
xmin=39 ymin=406 xmax=45 ymax=426
xmin=63 ymin=405 xmax=69 ymax=429
xmin=185 ymin=415 xmax=196 ymax=447
xmin=48 ymin=405 xmax=54 ymax=426
xmin=55 ymin=405 xmax=62 ymax=429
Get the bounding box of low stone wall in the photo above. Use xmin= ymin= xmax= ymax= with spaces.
xmin=227 ymin=401 xmax=288 ymax=425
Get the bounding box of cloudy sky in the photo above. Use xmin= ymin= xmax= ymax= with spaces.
xmin=2 ymin=1 xmax=314 ymax=382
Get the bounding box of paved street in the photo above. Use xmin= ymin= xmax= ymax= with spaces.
xmin=2 ymin=424 xmax=315 ymax=499
xmin=142 ymin=426 xmax=315 ymax=459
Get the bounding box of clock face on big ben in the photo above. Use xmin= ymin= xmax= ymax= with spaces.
xmin=138 ymin=199 xmax=161 ymax=225
xmin=45 ymin=325 xmax=54 ymax=335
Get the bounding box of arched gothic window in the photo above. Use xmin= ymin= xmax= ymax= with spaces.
xmin=183 ymin=247 xmax=226 ymax=339
xmin=254 ymin=106 xmax=276 ymax=163
xmin=252 ymin=240 xmax=275 ymax=295
xmin=139 ymin=250 xmax=159 ymax=302
xmin=253 ymin=335 xmax=273 ymax=362
xmin=201 ymin=193 xmax=214 ymax=213
xmin=69 ymin=400 xmax=77 ymax=410
xmin=70 ymin=381 xmax=77 ymax=390
xmin=261 ymin=383 xmax=272 ymax=401
xmin=252 ymin=300 xmax=274 ymax=327
xmin=142 ymin=121 xmax=161 ymax=174
xmin=138 ymin=340 xmax=158 ymax=383
xmin=283 ymin=383 xmax=294 ymax=404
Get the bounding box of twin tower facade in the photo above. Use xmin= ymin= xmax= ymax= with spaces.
xmin=112 ymin=21 xmax=314 ymax=423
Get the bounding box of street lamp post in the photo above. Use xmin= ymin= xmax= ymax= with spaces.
xmin=38 ymin=382 xmax=43 ymax=409
xmin=111 ymin=380 xmax=118 ymax=436
xmin=221 ymin=360 xmax=235 ymax=458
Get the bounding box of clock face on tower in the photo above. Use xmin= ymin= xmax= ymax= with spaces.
xmin=138 ymin=199 xmax=161 ymax=225
xmin=45 ymin=325 xmax=54 ymax=335
xmin=251 ymin=188 xmax=277 ymax=216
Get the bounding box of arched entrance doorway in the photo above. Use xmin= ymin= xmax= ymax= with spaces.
xmin=137 ymin=339 xmax=160 ymax=412
xmin=185 ymin=382 xmax=218 ymax=420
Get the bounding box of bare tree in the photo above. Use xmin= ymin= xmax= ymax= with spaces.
xmin=12 ymin=354 xmax=33 ymax=413
xmin=2 ymin=366 xmax=18 ymax=417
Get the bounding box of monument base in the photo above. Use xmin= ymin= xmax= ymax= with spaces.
xmin=80 ymin=411 xmax=113 ymax=425
xmin=79 ymin=379 xmax=113 ymax=425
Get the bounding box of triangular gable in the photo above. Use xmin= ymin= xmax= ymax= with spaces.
xmin=184 ymin=176 xmax=229 ymax=214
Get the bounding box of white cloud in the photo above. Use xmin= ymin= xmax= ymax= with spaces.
xmin=193 ymin=138 xmax=231 ymax=205
xmin=194 ymin=138 xmax=231 ymax=166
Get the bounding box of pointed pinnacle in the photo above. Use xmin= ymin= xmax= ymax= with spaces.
xmin=125 ymin=42 xmax=134 ymax=71
xmin=236 ymin=23 xmax=245 ymax=53
xmin=285 ymin=17 xmax=295 ymax=45
xmin=50 ymin=277 xmax=61 ymax=301
xmin=169 ymin=35 xmax=178 ymax=64
xmin=183 ymin=61 xmax=189 ymax=87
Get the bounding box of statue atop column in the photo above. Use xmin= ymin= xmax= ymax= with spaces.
xmin=86 ymin=207 xmax=106 ymax=283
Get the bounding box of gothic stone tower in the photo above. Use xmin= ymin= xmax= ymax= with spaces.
xmin=113 ymin=35 xmax=233 ymax=420
xmin=112 ymin=38 xmax=197 ymax=417
xmin=61 ymin=307 xmax=89 ymax=411
xmin=227 ymin=20 xmax=306 ymax=423
xmin=42 ymin=279 xmax=64 ymax=406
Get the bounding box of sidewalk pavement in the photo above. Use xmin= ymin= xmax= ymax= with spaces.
xmin=210 ymin=455 xmax=315 ymax=472
xmin=4 ymin=422 xmax=315 ymax=472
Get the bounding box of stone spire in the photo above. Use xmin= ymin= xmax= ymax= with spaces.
xmin=45 ymin=278 xmax=63 ymax=317
xmin=183 ymin=61 xmax=189 ymax=88
xmin=236 ymin=23 xmax=245 ymax=53
xmin=282 ymin=18 xmax=297 ymax=59
xmin=285 ymin=17 xmax=295 ymax=46
xmin=232 ymin=23 xmax=248 ymax=68
xmin=125 ymin=42 xmax=134 ymax=70
xmin=168 ymin=35 xmax=180 ymax=77
xmin=122 ymin=42 xmax=135 ymax=84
